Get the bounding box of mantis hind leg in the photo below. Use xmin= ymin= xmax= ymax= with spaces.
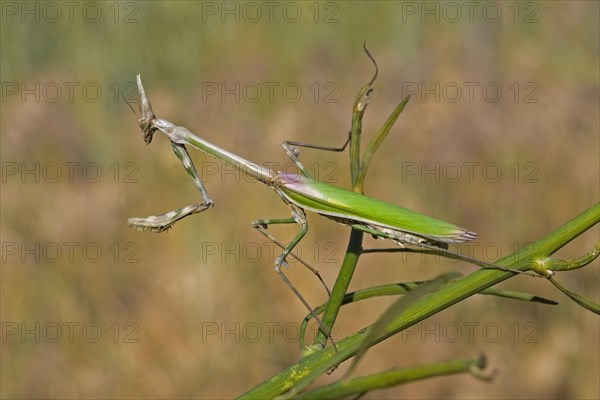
xmin=252 ymin=218 xmax=331 ymax=297
xmin=252 ymin=206 xmax=337 ymax=351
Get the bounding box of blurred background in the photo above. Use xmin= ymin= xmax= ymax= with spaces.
xmin=1 ymin=1 xmax=598 ymax=398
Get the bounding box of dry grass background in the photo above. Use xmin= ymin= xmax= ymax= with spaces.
xmin=1 ymin=1 xmax=598 ymax=398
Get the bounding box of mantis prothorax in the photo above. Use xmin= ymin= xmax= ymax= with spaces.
xmin=127 ymin=75 xmax=548 ymax=347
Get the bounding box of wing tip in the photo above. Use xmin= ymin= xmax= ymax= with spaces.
xmin=456 ymin=229 xmax=477 ymax=242
xmin=440 ymin=229 xmax=477 ymax=244
xmin=421 ymin=228 xmax=477 ymax=247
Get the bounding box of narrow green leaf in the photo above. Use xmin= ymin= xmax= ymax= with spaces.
xmin=548 ymin=277 xmax=600 ymax=314
xmin=301 ymin=275 xmax=458 ymax=350
xmin=356 ymin=94 xmax=410 ymax=188
xmin=343 ymin=273 xmax=456 ymax=379
xmin=479 ymin=287 xmax=558 ymax=305
xmin=239 ymin=203 xmax=599 ymax=399
xmin=300 ymin=279 xmax=557 ymax=351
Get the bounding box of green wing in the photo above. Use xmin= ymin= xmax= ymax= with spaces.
xmin=277 ymin=173 xmax=476 ymax=244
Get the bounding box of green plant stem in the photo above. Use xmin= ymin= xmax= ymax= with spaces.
xmin=294 ymin=356 xmax=486 ymax=399
xmin=237 ymin=202 xmax=599 ymax=399
xmin=309 ymin=229 xmax=363 ymax=352
xmin=309 ymin=57 xmax=377 ymax=351
xmin=299 ymin=278 xmax=557 ymax=346
xmin=519 ymin=203 xmax=599 ymax=262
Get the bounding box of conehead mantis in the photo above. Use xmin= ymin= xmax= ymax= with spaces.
xmin=127 ymin=73 xmax=547 ymax=347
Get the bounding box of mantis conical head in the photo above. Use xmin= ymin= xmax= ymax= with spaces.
xmin=136 ymin=74 xmax=157 ymax=144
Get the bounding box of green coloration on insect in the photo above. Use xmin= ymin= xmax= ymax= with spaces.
xmin=277 ymin=173 xmax=476 ymax=245
xmin=129 ymin=74 xmax=477 ymax=249
xmin=127 ymin=74 xmax=545 ymax=347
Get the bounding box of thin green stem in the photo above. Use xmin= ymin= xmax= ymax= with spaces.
xmin=309 ymin=49 xmax=378 ymax=351
xmin=299 ymin=278 xmax=557 ymax=346
xmin=238 ymin=202 xmax=599 ymax=399
xmin=548 ymin=277 xmax=600 ymax=314
xmin=309 ymin=229 xmax=363 ymax=353
xmin=294 ymin=356 xmax=487 ymax=399
xmin=515 ymin=203 xmax=599 ymax=261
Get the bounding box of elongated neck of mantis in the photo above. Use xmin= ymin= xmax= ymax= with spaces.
xmin=156 ymin=118 xmax=275 ymax=184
